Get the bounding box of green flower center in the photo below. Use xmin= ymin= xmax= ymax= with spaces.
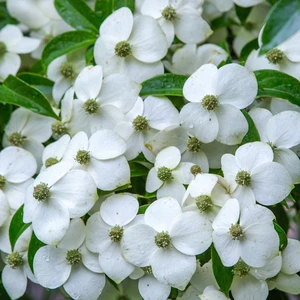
xmin=235 ymin=170 xmax=251 ymax=186
xmin=33 ymin=182 xmax=51 ymax=202
xmin=45 ymin=157 xmax=59 ymax=168
xmin=66 ymin=249 xmax=82 ymax=266
xmin=162 ymin=6 xmax=177 ymax=21
xmin=0 ymin=41 xmax=7 ymax=57
xmin=155 ymin=231 xmax=171 ymax=248
xmin=52 ymin=121 xmax=68 ymax=136
xmin=109 ymin=225 xmax=124 ymax=242
xmin=142 ymin=266 xmax=152 ymax=274
xmin=157 ymin=167 xmax=172 ymax=181
xmin=83 ymin=99 xmax=99 ymax=115
xmin=232 ymin=261 xmax=250 ymax=277
xmin=6 ymin=252 xmax=23 ymax=269
xmin=0 ymin=175 xmax=6 ymax=189
xmin=190 ymin=165 xmax=202 ymax=176
xmin=187 ymin=137 xmax=202 ymax=152
xmin=115 ymin=41 xmax=132 ymax=58
xmin=132 ymin=115 xmax=148 ymax=131
xmin=196 ymin=195 xmax=213 ymax=213
xmin=59 ymin=62 xmax=75 ymax=78
xmin=229 ymin=223 xmax=244 ymax=240
xmin=266 ymin=48 xmax=285 ymax=65
xmin=201 ymin=95 xmax=219 ymax=111
xmin=8 ymin=132 xmax=25 ymax=147
xmin=75 ymin=150 xmax=90 ymax=165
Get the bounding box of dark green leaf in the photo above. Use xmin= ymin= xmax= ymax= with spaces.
xmin=240 ymin=38 xmax=259 ymax=61
xmin=42 ymin=31 xmax=97 ymax=67
xmin=260 ymin=0 xmax=300 ymax=54
xmin=97 ymin=183 xmax=132 ymax=197
xmin=18 ymin=73 xmax=54 ymax=96
xmin=0 ymin=3 xmax=18 ymax=29
xmin=196 ymin=246 xmax=211 ymax=266
xmin=241 ymin=110 xmax=260 ymax=144
xmin=235 ymin=5 xmax=252 ymax=24
xmin=95 ymin=0 xmax=114 ymax=23
xmin=140 ymin=74 xmax=188 ymax=97
xmin=170 ymin=288 xmax=178 ymax=300
xmin=255 ymin=69 xmax=300 ymax=106
xmin=211 ymin=15 xmax=238 ymax=30
xmin=211 ymin=244 xmax=233 ymax=297
xmin=28 ymin=232 xmax=46 ymax=273
xmin=138 ymin=204 xmax=150 ymax=214
xmin=270 ymin=204 xmax=289 ymax=233
xmin=209 ymin=169 xmax=224 ymax=177
xmin=168 ymin=96 xmax=185 ymax=111
xmin=274 ymin=222 xmax=288 ymax=251
xmin=9 ymin=205 xmax=31 ymax=251
xmin=114 ymin=0 xmax=135 ymax=12
xmin=267 ymin=289 xmax=289 ymax=300
xmin=0 ymin=103 xmax=12 ymax=133
xmin=85 ymin=45 xmax=95 ymax=65
xmin=29 ymin=60 xmax=46 ymax=75
xmin=0 ymin=75 xmax=59 ymax=120
xmin=55 ymin=0 xmax=100 ymax=32
xmin=129 ymin=162 xmax=149 ymax=177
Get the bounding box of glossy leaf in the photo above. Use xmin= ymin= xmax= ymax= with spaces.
xmin=9 ymin=205 xmax=31 ymax=251
xmin=28 ymin=231 xmax=46 ymax=273
xmin=270 ymin=203 xmax=289 ymax=233
xmin=140 ymin=74 xmax=188 ymax=97
xmin=260 ymin=0 xmax=300 ymax=54
xmin=241 ymin=110 xmax=260 ymax=144
xmin=255 ymin=69 xmax=300 ymax=106
xmin=55 ymin=0 xmax=100 ymax=33
xmin=42 ymin=30 xmax=97 ymax=67
xmin=18 ymin=73 xmax=54 ymax=96
xmin=129 ymin=162 xmax=149 ymax=177
xmin=138 ymin=204 xmax=150 ymax=214
xmin=211 ymin=244 xmax=233 ymax=297
xmin=95 ymin=0 xmax=114 ymax=23
xmin=0 ymin=103 xmax=12 ymax=133
xmin=0 ymin=75 xmax=59 ymax=120
xmin=274 ymin=222 xmax=288 ymax=251
xmin=114 ymin=0 xmax=135 ymax=12
xmin=240 ymin=38 xmax=259 ymax=61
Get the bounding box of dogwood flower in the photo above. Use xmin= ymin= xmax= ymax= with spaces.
xmin=212 ymin=198 xmax=279 ymax=267
xmin=121 ymin=197 xmax=213 ymax=290
xmin=221 ymin=142 xmax=293 ymax=207
xmin=94 ymin=7 xmax=168 ymax=83
xmin=146 ymin=146 xmax=194 ymax=201
xmin=0 ymin=24 xmax=40 ymax=81
xmin=180 ymin=63 xmax=257 ymax=145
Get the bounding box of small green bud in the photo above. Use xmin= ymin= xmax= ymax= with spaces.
xmin=155 ymin=231 xmax=171 ymax=248
xmin=187 ymin=137 xmax=202 ymax=153
xmin=201 ymin=95 xmax=218 ymax=111
xmin=229 ymin=223 xmax=244 ymax=240
xmin=190 ymin=165 xmax=202 ymax=176
xmin=0 ymin=175 xmax=6 ymax=188
xmin=59 ymin=62 xmax=75 ymax=78
xmin=196 ymin=195 xmax=213 ymax=213
xmin=8 ymin=132 xmax=25 ymax=147
xmin=157 ymin=167 xmax=173 ymax=181
xmin=83 ymin=99 xmax=99 ymax=115
xmin=142 ymin=266 xmax=152 ymax=274
xmin=235 ymin=170 xmax=251 ymax=186
xmin=33 ymin=182 xmax=51 ymax=202
xmin=75 ymin=150 xmax=90 ymax=165
xmin=232 ymin=261 xmax=250 ymax=277
xmin=162 ymin=6 xmax=177 ymax=21
xmin=52 ymin=122 xmax=67 ymax=136
xmin=115 ymin=41 xmax=132 ymax=58
xmin=6 ymin=252 xmax=23 ymax=269
xmin=45 ymin=157 xmax=59 ymax=168
xmin=266 ymin=48 xmax=285 ymax=65
xmin=109 ymin=225 xmax=124 ymax=242
xmin=132 ymin=115 xmax=148 ymax=131
xmin=66 ymin=249 xmax=82 ymax=266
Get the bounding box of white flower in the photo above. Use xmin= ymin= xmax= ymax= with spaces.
xmin=141 ymin=0 xmax=212 ymax=46
xmin=94 ymin=7 xmax=168 ymax=83
xmin=34 ymin=218 xmax=106 ymax=299
xmin=86 ymin=194 xmax=139 ymax=283
xmin=121 ymin=197 xmax=213 ymax=290
xmin=0 ymin=24 xmax=40 ymax=81
xmin=23 ymin=161 xmax=98 ymax=245
xmin=146 ymin=146 xmax=194 ymax=201
xmin=63 ymin=130 xmax=130 ymax=191
xmin=115 ymin=96 xmax=180 ymax=161
xmin=221 ymin=142 xmax=293 ymax=207
xmin=0 ymin=146 xmax=37 ymax=210
xmin=68 ymin=65 xmax=140 ymax=136
xmin=212 ymin=198 xmax=279 ymax=268
xmin=180 ymin=63 xmax=257 ymax=145
xmin=200 ymin=286 xmax=229 ymax=300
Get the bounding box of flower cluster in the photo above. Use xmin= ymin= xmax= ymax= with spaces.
xmin=1 ymin=0 xmax=300 ymax=300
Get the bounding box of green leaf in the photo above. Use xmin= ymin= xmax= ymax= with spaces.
xmin=211 ymin=15 xmax=238 ymax=30
xmin=9 ymin=205 xmax=31 ymax=251
xmin=0 ymin=3 xmax=18 ymax=29
xmin=196 ymin=246 xmax=211 ymax=266
xmin=54 ymin=0 xmax=100 ymax=33
xmin=138 ymin=204 xmax=150 ymax=214
xmin=241 ymin=110 xmax=260 ymax=144
xmin=18 ymin=73 xmax=54 ymax=96
xmin=260 ymin=0 xmax=300 ymax=54
xmin=274 ymin=222 xmax=288 ymax=251
xmin=211 ymin=244 xmax=233 ymax=297
xmin=0 ymin=75 xmax=59 ymax=120
xmin=240 ymin=38 xmax=259 ymax=61
xmin=42 ymin=30 xmax=97 ymax=67
xmin=114 ymin=0 xmax=135 ymax=12
xmin=140 ymin=74 xmax=188 ymax=97
xmin=255 ymin=69 xmax=300 ymax=106
xmin=129 ymin=162 xmax=149 ymax=177
xmin=95 ymin=0 xmax=114 ymax=23
xmin=270 ymin=203 xmax=290 ymax=233
xmin=85 ymin=45 xmax=95 ymax=65
xmin=29 ymin=60 xmax=46 ymax=75
xmin=0 ymin=103 xmax=12 ymax=133
xmin=28 ymin=231 xmax=46 ymax=273
xmin=235 ymin=5 xmax=252 ymax=24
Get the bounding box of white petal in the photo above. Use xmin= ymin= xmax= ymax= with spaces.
xmin=281 ymin=239 xmax=300 ymax=274
xmin=221 ymin=153 xmax=239 ymax=191
xmin=214 ymin=64 xmax=257 ymax=109
xmin=80 ymin=243 xmax=103 ymax=273
xmin=61 ymin=87 xmax=74 ymax=123
xmin=231 ymin=185 xmax=256 ymax=209
xmin=0 ymin=24 xmax=22 ymax=46
xmin=157 ymin=179 xmax=186 ymax=202
xmin=187 ymin=173 xmax=218 ymax=198
xmin=8 ymin=36 xmax=40 ymax=54
xmin=138 ymin=274 xmax=171 ymax=300
xmin=43 ymin=135 xmax=70 ymax=164
xmin=0 ymin=191 xmax=9 ymax=226
xmin=74 ymin=65 xmax=103 ymax=101
xmin=275 ymin=273 xmax=300 ymax=294
xmin=151 ymin=246 xmax=196 ymax=290
xmin=33 ymin=245 xmax=70 ymax=288
xmin=145 ymin=196 xmax=182 ymax=232
xmin=64 ymin=264 xmax=105 ymax=300
xmin=0 ymin=52 xmax=20 ymax=80
xmin=141 ymin=0 xmax=168 ymax=18
xmin=155 ymin=146 xmax=181 ymax=170
xmin=145 ymin=167 xmax=163 ymax=193
xmin=89 ymin=129 xmax=127 ymax=160
xmin=121 ymin=223 xmax=157 ymax=267
xmin=171 ymin=211 xmax=212 ymax=255
xmin=47 ymin=56 xmax=66 ymax=81
xmin=99 ymin=242 xmax=134 ymax=283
